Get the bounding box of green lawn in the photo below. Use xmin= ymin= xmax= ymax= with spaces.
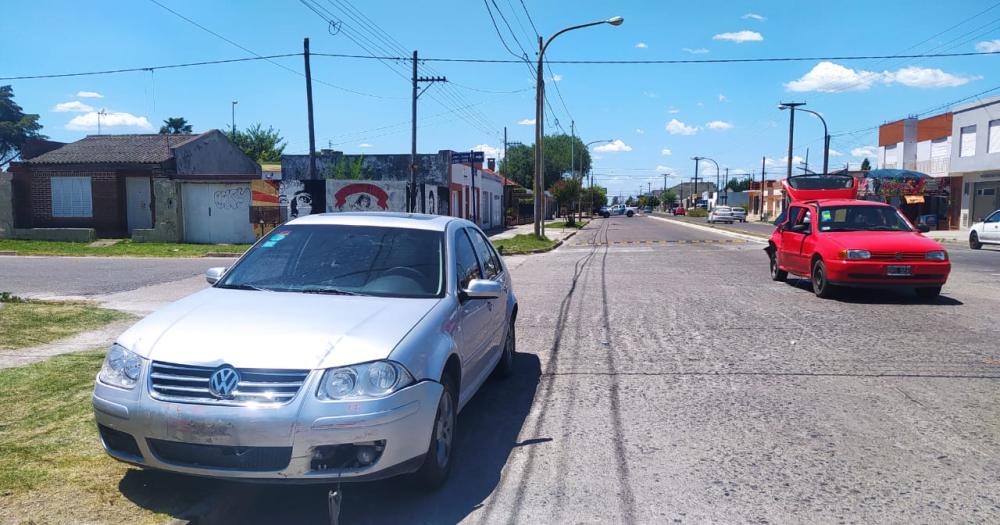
xmin=492 ymin=234 xmax=559 ymax=254
xmin=0 ymin=351 xmax=211 ymax=525
xmin=546 ymin=219 xmax=590 ymax=230
xmin=0 ymin=299 xmax=131 ymax=350
xmin=0 ymin=239 xmax=250 ymax=258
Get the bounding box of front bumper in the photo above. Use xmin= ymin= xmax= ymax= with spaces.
xmin=824 ymin=259 xmax=951 ymax=287
xmin=92 ymin=371 xmax=443 ymax=482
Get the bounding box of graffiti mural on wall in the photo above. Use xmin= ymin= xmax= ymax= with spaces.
xmin=213 ymin=187 xmax=251 ymax=210
xmin=279 ymin=180 xmax=327 ymax=219
xmin=324 ymin=181 xmax=443 ymax=213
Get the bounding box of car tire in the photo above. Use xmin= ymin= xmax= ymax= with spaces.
xmin=769 ymin=251 xmax=787 ymax=282
xmin=811 ymin=260 xmax=836 ymax=299
xmin=413 ymin=374 xmax=457 ymax=489
xmin=916 ymin=286 xmax=942 ymax=300
xmin=970 ymin=232 xmax=982 ymax=250
xmin=492 ymin=319 xmax=515 ymax=379
xmin=626 ymin=211 xmax=634 ymax=217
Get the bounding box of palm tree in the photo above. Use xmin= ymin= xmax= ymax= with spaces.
xmin=159 ymin=117 xmax=192 ymax=134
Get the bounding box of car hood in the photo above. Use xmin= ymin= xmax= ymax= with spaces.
xmin=823 ymin=231 xmax=946 ymax=253
xmin=116 ymin=288 xmax=441 ymax=370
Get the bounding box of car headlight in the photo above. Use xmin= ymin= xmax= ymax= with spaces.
xmin=98 ymin=344 xmax=144 ymax=389
xmin=839 ymin=249 xmax=871 ymax=260
xmin=317 ymin=361 xmax=415 ymax=401
xmin=925 ymin=250 xmax=947 ymax=261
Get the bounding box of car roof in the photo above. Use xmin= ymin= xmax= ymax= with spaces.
xmin=286 ymin=212 xmax=457 ymax=232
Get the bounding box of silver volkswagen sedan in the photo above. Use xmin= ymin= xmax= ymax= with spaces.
xmin=92 ymin=213 xmax=517 ymax=487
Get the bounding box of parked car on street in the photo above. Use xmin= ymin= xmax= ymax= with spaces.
xmin=92 ymin=212 xmax=518 ymax=487
xmin=642 ymin=206 xmax=653 ymax=214
xmin=969 ymin=209 xmax=1000 ymax=249
xmin=609 ymin=204 xmax=636 ymax=217
xmin=707 ymin=206 xmax=735 ymax=224
xmin=672 ymin=207 xmax=686 ymax=216
xmin=766 ymin=175 xmax=950 ymax=300
xmin=730 ymin=207 xmax=747 ymax=222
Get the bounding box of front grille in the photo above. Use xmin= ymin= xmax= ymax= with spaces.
xmin=99 ymin=424 xmax=143 ymax=459
xmin=147 ymin=438 xmax=291 ymax=471
xmin=869 ymin=251 xmax=925 ymax=261
xmin=149 ymin=361 xmax=309 ymax=406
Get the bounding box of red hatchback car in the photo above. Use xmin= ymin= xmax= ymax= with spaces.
xmin=766 ymin=176 xmax=951 ymax=299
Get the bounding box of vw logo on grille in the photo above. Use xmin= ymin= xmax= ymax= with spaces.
xmin=895 ymin=252 xmax=903 ymax=261
xmin=208 ymin=366 xmax=240 ymax=399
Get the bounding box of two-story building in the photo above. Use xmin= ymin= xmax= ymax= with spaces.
xmin=949 ymin=95 xmax=1000 ymax=227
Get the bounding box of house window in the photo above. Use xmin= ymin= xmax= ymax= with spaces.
xmin=960 ymin=125 xmax=976 ymax=157
xmin=51 ymin=176 xmax=93 ymax=218
xmin=989 ymin=120 xmax=1000 ymax=154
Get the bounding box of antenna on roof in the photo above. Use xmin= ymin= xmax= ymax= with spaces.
xmin=97 ymin=109 xmax=107 ymax=135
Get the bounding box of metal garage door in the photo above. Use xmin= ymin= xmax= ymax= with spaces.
xmin=972 ymin=181 xmax=1000 ymax=224
xmin=181 ymin=183 xmax=254 ymax=244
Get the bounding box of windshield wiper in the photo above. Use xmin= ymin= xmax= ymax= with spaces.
xmin=822 ymin=227 xmax=859 ymax=232
xmin=297 ymin=287 xmax=363 ymax=296
xmin=216 ymin=283 xmax=272 ymax=292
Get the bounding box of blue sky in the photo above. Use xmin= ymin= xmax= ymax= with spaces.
xmin=4 ymin=0 xmax=999 ymax=199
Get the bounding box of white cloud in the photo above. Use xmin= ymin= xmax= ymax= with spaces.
xmin=472 ymin=143 xmax=500 ymax=159
xmin=975 ymin=39 xmax=1000 ymax=53
xmin=786 ymin=61 xmax=976 ymax=92
xmin=713 ymin=30 xmax=763 ymax=43
xmin=718 ymin=94 xmax=728 ymax=102
xmin=642 ymin=90 xmax=658 ymax=98
xmin=635 ymin=128 xmax=645 ymax=135
xmin=635 ymin=42 xmax=648 ymax=49
xmin=668 ymin=108 xmax=680 ymax=114
xmin=661 ymin=148 xmax=672 ymax=156
xmin=655 ymin=165 xmax=673 ymax=172
xmin=706 ymin=120 xmax=734 ymax=131
xmin=551 ymin=74 xmax=563 ymax=82
xmin=682 ymin=47 xmax=709 ymax=54
xmin=65 ymin=111 xmax=153 ymax=131
xmin=666 ymin=119 xmax=698 ymax=135
xmin=851 ymin=146 xmax=877 ymax=157
xmin=53 ymin=101 xmax=94 ymax=113
xmin=517 ymin=118 xmax=535 ymax=125
xmin=887 ymin=66 xmax=976 ymax=88
xmin=359 ymin=143 xmax=373 ymax=148
xmin=828 ymin=149 xmax=843 ymax=157
xmin=594 ymin=139 xmax=633 ymax=153
xmin=76 ymin=91 xmax=103 ymax=98
xmin=742 ymin=13 xmax=766 ymax=21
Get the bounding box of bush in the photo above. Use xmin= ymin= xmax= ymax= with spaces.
xmin=688 ymin=208 xmax=708 ymax=218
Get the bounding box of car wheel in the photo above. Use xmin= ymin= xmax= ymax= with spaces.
xmin=811 ymin=260 xmax=836 ymax=299
xmin=916 ymin=286 xmax=942 ymax=300
xmin=627 ymin=211 xmax=634 ymax=217
xmin=970 ymin=232 xmax=982 ymax=250
xmin=414 ymin=374 xmax=457 ymax=489
xmin=769 ymin=251 xmax=787 ymax=282
xmin=492 ymin=319 xmax=515 ymax=379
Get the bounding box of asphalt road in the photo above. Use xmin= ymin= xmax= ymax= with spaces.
xmin=0 ymin=255 xmax=235 ymax=297
xmin=180 ymin=215 xmax=998 ymax=524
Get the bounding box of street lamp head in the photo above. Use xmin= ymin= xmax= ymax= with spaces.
xmin=606 ymin=16 xmax=624 ymax=26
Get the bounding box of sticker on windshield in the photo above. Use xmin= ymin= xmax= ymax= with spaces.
xmin=261 ymin=240 xmax=277 ymax=248
xmin=820 ymin=210 xmax=832 ymax=221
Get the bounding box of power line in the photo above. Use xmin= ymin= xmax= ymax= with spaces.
xmin=0 ymin=54 xmax=299 ymax=80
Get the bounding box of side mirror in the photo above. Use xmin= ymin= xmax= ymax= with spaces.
xmin=917 ymin=224 xmax=930 ymax=233
xmin=206 ymin=267 xmax=226 ymax=285
xmin=789 ymin=223 xmax=809 ymax=234
xmin=462 ymin=279 xmax=502 ymax=300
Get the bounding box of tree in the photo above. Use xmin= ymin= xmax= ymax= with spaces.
xmin=581 ymin=185 xmax=607 ymax=211
xmin=549 ymin=178 xmax=581 ymax=225
xmin=0 ymin=85 xmax=45 ymax=167
xmin=230 ymin=123 xmax=286 ymax=163
xmin=661 ymin=190 xmax=677 ymax=208
xmin=498 ymin=134 xmax=591 ymax=191
xmin=860 ymin=158 xmax=871 ymax=171
xmin=639 ymin=195 xmax=660 ymax=208
xmin=159 ymin=117 xmax=192 ymax=134
xmin=726 ymin=177 xmax=751 ymax=192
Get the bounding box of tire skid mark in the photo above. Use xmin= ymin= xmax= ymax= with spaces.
xmin=493 ymin=219 xmax=609 ymax=525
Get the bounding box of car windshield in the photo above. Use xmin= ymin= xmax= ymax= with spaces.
xmin=218 ymin=224 xmax=444 ymax=298
xmin=817 ymin=205 xmax=913 ymax=232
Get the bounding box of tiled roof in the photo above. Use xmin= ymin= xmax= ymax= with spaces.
xmin=23 ymin=133 xmax=205 ymax=165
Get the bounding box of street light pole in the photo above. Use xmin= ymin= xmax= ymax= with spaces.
xmin=779 ymin=102 xmax=805 ymax=179
xmin=231 ymin=100 xmax=238 ymax=135
xmin=796 ymin=107 xmax=829 ymax=175
xmin=533 ymin=16 xmax=623 ymax=238
xmin=693 ymin=156 xmax=720 ymax=208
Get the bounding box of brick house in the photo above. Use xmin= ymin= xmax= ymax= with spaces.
xmin=8 ymin=130 xmax=260 ymax=243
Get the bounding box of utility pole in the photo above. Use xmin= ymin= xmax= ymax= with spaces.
xmin=693 ymin=158 xmax=700 ymax=206
xmin=410 ymin=50 xmax=447 ymax=213
xmin=534 ymin=36 xmax=545 ymax=236
xmin=97 ymin=109 xmax=107 ymax=135
xmin=760 ymin=156 xmax=766 ymax=217
xmin=304 ymin=38 xmax=317 ymax=180
xmin=779 ymin=101 xmax=805 ymax=179
xmin=723 ymin=167 xmax=729 ymax=205
xmin=231 ymin=100 xmax=238 ymax=135
xmin=502 ymin=126 xmax=507 ymax=178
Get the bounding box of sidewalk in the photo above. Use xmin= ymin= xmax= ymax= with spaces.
xmin=489 ymin=220 xmax=583 ymax=244
xmin=924 ymin=229 xmax=968 ymax=245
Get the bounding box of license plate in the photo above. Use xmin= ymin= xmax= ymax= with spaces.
xmin=886 ymin=265 xmax=912 ymax=276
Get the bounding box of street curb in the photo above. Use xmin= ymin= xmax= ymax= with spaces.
xmin=0 ymin=251 xmax=16 ymax=256
xmin=648 ymin=215 xmax=767 ymax=243
xmin=201 ymin=252 xmax=242 ymax=258
xmin=498 ymin=230 xmax=576 ymax=256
